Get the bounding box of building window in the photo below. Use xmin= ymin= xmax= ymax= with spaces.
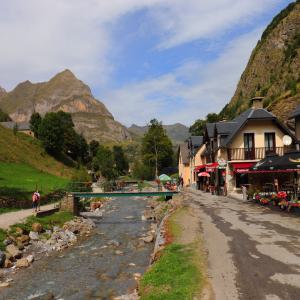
xmin=244 ymin=133 xmax=255 ymax=160
xmin=265 ymin=132 xmax=276 ymax=155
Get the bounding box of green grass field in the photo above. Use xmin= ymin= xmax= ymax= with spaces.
xmin=0 ymin=125 xmax=78 ymax=178
xmin=0 ymin=163 xmax=70 ymax=200
xmin=0 ymin=228 xmax=6 ymax=250
xmin=140 ymin=208 xmax=203 ymax=300
xmin=140 ymin=244 xmax=201 ymax=300
xmin=0 ymin=207 xmax=20 ymax=215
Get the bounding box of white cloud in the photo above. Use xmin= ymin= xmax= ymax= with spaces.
xmin=152 ymin=0 xmax=283 ymax=49
xmin=0 ymin=0 xmax=288 ymax=127
xmin=0 ymin=0 xmax=159 ymax=89
xmin=0 ymin=0 xmax=285 ymax=90
xmin=104 ymin=28 xmax=262 ymax=126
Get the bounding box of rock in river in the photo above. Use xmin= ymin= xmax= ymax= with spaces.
xmin=16 ymin=235 xmax=30 ymax=245
xmin=29 ymin=231 xmax=40 ymax=241
xmin=32 ymin=223 xmax=43 ymax=233
xmin=16 ymin=258 xmax=29 ymax=268
xmin=6 ymin=244 xmax=22 ymax=259
xmin=26 ymin=255 xmax=34 ymax=264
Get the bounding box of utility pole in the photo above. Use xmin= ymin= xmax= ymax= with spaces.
xmin=154 ymin=136 xmax=158 ymax=179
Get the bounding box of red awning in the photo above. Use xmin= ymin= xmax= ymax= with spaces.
xmin=244 ymin=169 xmax=295 ymax=174
xmin=206 ymin=162 xmax=218 ymax=172
xmin=194 ymin=165 xmax=206 ymax=172
xmin=232 ymin=162 xmax=254 ymax=173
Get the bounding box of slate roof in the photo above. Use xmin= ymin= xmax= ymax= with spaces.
xmin=216 ymin=108 xmax=293 ymax=147
xmin=290 ymin=105 xmax=300 ymax=119
xmin=216 ymin=122 xmax=236 ymax=134
xmin=190 ymin=136 xmax=203 ymax=147
xmin=179 ymin=143 xmax=189 ymax=164
xmin=0 ymin=121 xmax=31 ymax=131
xmin=206 ymin=123 xmax=215 ymax=138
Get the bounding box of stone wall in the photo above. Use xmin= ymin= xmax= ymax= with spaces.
xmin=60 ymin=194 xmax=79 ymax=215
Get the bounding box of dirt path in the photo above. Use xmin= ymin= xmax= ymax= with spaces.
xmin=0 ymin=203 xmax=57 ymax=229
xmin=184 ymin=189 xmax=300 ymax=300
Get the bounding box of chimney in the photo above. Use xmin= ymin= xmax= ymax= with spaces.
xmin=251 ymin=97 xmax=264 ymax=110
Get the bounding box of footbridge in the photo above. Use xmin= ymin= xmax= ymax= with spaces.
xmin=61 ymin=191 xmax=179 ymax=215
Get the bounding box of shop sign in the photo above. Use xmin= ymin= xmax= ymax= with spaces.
xmin=217 ymin=158 xmax=227 ymax=169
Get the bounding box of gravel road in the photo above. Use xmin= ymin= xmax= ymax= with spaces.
xmin=185 ymin=189 xmax=300 ymax=300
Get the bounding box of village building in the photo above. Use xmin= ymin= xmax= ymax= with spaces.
xmin=178 ymin=136 xmax=204 ymax=187
xmin=0 ymin=121 xmax=34 ymax=137
xmin=187 ymin=97 xmax=297 ymax=195
xmin=178 ymin=142 xmax=190 ymax=187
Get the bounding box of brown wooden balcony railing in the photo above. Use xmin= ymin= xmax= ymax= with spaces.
xmin=227 ymin=147 xmax=286 ymax=161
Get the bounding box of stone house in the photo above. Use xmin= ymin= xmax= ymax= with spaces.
xmin=0 ymin=121 xmax=34 ymax=137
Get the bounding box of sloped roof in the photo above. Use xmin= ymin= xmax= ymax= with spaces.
xmin=206 ymin=123 xmax=215 ymax=138
xmin=216 ymin=122 xmax=236 ymax=134
xmin=179 ymin=143 xmax=189 ymax=164
xmin=216 ymin=108 xmax=294 ymax=147
xmin=190 ymin=136 xmax=203 ymax=147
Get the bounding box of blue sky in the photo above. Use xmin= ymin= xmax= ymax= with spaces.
xmin=0 ymin=0 xmax=294 ymax=126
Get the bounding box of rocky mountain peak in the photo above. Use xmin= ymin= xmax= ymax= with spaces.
xmin=50 ymin=69 xmax=77 ymax=82
xmin=220 ymin=0 xmax=300 ymax=122
xmin=0 ymin=70 xmax=131 ymax=143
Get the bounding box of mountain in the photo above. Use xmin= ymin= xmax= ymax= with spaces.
xmin=0 ymin=70 xmax=131 ymax=143
xmin=0 ymin=86 xmax=6 ymax=98
xmin=220 ymin=0 xmax=300 ymax=123
xmin=128 ymin=123 xmax=189 ymax=144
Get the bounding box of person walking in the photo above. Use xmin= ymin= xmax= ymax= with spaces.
xmin=35 ymin=190 xmax=41 ymax=211
xmin=32 ymin=192 xmax=38 ymax=212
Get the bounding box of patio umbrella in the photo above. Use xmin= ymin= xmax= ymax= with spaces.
xmin=270 ymin=151 xmax=300 ymax=170
xmin=251 ymin=154 xmax=280 ymax=171
xmin=198 ymin=172 xmax=210 ymax=177
xmin=159 ymin=174 xmax=171 ymax=181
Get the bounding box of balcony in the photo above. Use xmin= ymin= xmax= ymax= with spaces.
xmin=227 ymin=147 xmax=286 ymax=161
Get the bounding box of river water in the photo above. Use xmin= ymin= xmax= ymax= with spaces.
xmin=1 ymin=197 xmax=153 ymax=300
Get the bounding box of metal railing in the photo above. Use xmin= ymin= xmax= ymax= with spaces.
xmin=227 ymin=147 xmax=286 ymax=161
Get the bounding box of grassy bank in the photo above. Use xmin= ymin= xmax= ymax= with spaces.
xmin=10 ymin=212 xmax=74 ymax=233
xmin=140 ymin=208 xmax=205 ymax=300
xmin=0 ymin=125 xmax=77 ymax=178
xmin=0 ymin=212 xmax=74 ymax=250
xmin=0 ymin=208 xmax=20 ymax=215
xmin=0 ymin=163 xmax=70 ymax=200
xmin=0 ymin=228 xmax=6 ymax=250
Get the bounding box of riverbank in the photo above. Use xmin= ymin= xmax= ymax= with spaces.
xmin=0 ymin=195 xmax=165 ymax=299
xmin=139 ymin=196 xmax=209 ymax=300
xmin=0 ymin=211 xmax=96 ymax=288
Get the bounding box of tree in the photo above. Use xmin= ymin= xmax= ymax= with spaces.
xmin=206 ymin=113 xmax=220 ymax=123
xmin=29 ymin=112 xmax=42 ymax=138
xmin=189 ymin=113 xmax=221 ymax=136
xmin=141 ymin=119 xmax=173 ymax=179
xmin=113 ymin=145 xmax=129 ymax=175
xmin=89 ymin=140 xmax=100 ymax=157
xmin=13 ymin=123 xmax=18 ymax=136
xmin=189 ymin=119 xmax=206 ymax=136
xmin=77 ymin=134 xmax=89 ymax=164
xmin=0 ymin=109 xmax=11 ymax=122
xmin=93 ymin=145 xmax=116 ymax=180
xmin=38 ymin=112 xmax=65 ymax=154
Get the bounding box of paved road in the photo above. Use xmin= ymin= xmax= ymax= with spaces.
xmin=185 ymin=189 xmax=300 ymax=300
xmin=0 ymin=203 xmax=57 ymax=230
